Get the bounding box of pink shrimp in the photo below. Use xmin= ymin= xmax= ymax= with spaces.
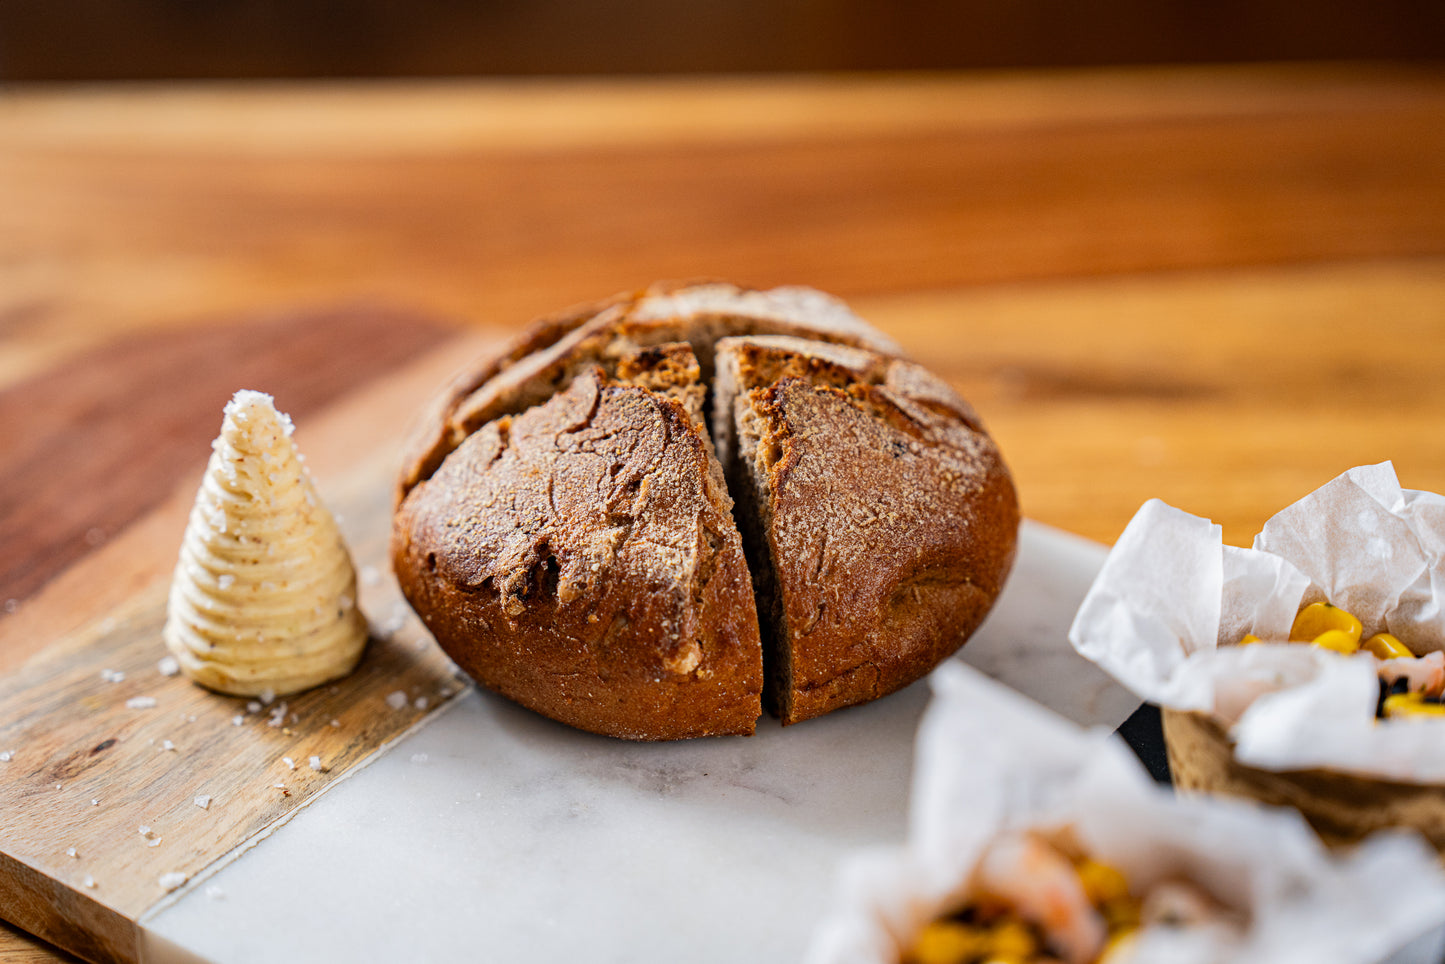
xmin=1378 ymin=651 xmax=1445 ymax=697
xmin=975 ymin=833 xmax=1107 ymax=964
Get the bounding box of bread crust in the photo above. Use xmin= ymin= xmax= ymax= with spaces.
xmin=394 ymin=355 xmax=763 ymax=740
xmin=717 ymin=336 xmax=1018 ymax=724
xmin=392 ymin=283 xmax=1018 ymax=739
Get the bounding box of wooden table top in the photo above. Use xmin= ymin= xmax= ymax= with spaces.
xmin=3 ymin=63 xmax=1445 ymax=962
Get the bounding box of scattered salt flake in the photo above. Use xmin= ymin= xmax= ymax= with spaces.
xmin=410 ymin=753 xmax=428 ymax=764
xmin=100 ymin=669 xmax=125 ymax=683
xmin=205 ymin=885 xmax=225 ymax=900
xmin=139 ymin=825 xmax=155 ymax=839
xmin=308 ymin=756 xmax=322 ymax=772
xmin=258 ymin=688 xmax=276 ymax=706
xmin=359 ymin=565 xmax=381 ymax=586
xmin=246 ymin=701 xmax=262 ymax=714
xmin=66 ymin=847 xmax=78 ymax=858
xmin=126 ymin=696 xmax=157 ymax=710
xmin=194 ymin=795 xmax=211 ymax=810
xmin=147 ymin=838 xmax=162 ymax=848
xmin=83 ymin=875 xmax=96 ymax=889
xmin=91 ymin=799 xmax=99 ymax=806
xmin=329 ymin=719 xmax=341 ymax=728
xmin=2 ymin=599 xmax=17 ymax=614
xmin=158 ymin=872 xmax=187 ymax=892
xmin=186 ymin=715 xmax=196 ymax=723
xmin=385 ymin=691 xmax=408 ymax=711
xmin=0 ymin=751 xmax=12 ymax=763
xmin=54 ymin=783 xmax=61 ymax=791
xmin=161 ymin=740 xmax=176 ymax=752
xmin=283 ymin=757 xmax=296 ymax=770
xmin=413 ymin=696 xmax=429 ymax=711
xmin=231 ymin=715 xmax=244 ymax=726
xmin=157 ymin=656 xmax=180 ymax=677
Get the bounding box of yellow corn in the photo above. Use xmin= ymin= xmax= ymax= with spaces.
xmin=1384 ymin=693 xmax=1445 ymax=718
xmin=986 ymin=919 xmax=1038 ymax=959
xmin=1290 ymin=602 xmax=1362 ymax=644
xmin=906 ymin=920 xmax=989 ymax=964
xmin=1098 ymin=929 xmax=1139 ymax=963
xmin=1076 ymin=858 xmax=1131 ymax=906
xmin=1311 ymin=629 xmax=1361 ymax=655
xmin=1364 ymin=633 xmax=1413 ymax=660
xmin=1237 ymin=633 xmax=1262 ymax=646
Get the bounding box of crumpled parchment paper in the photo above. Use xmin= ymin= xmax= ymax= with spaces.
xmin=805 ymin=661 xmax=1445 ymax=964
xmin=1069 ymin=462 xmax=1445 ymax=781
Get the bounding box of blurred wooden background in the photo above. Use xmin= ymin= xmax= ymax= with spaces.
xmin=1 ymin=0 xmax=1442 ymax=81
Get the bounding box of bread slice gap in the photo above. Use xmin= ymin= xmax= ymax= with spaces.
xmin=714 ymin=336 xmax=1019 ymax=725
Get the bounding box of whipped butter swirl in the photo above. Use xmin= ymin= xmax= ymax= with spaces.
xmin=163 ymin=390 xmax=367 ymax=696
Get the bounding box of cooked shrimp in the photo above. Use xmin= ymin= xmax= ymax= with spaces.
xmin=975 ymin=834 xmax=1107 ymax=964
xmin=1377 ymin=651 xmax=1445 ymax=697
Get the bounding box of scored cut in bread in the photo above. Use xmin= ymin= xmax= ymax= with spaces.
xmin=714 ymin=336 xmax=1018 ymax=724
xmin=392 ymin=282 xmax=1018 ymax=740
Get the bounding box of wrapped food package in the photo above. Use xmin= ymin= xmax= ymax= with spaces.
xmin=1069 ymin=462 xmax=1445 ymax=848
xmin=805 ymin=661 xmax=1445 ymax=964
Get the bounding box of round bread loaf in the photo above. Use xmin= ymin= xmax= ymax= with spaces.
xmin=392 ymin=282 xmax=1019 ymax=739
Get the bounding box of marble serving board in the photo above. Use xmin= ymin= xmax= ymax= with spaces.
xmin=139 ymin=520 xmax=1136 ymax=964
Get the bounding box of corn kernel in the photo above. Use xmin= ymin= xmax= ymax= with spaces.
xmin=1290 ymin=602 xmax=1362 ymax=644
xmin=986 ymin=919 xmax=1038 ymax=959
xmin=1311 ymin=629 xmax=1361 ymax=655
xmin=1364 ymin=633 xmax=1413 ymax=660
xmin=1076 ymin=858 xmax=1131 ymax=905
xmin=906 ymin=920 xmax=988 ymax=964
xmin=1098 ymin=929 xmax=1139 ymax=964
xmin=1237 ymin=634 xmax=1262 ymax=646
xmin=1384 ymin=693 xmax=1445 ymax=718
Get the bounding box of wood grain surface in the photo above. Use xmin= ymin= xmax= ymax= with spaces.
xmin=2 ymin=64 xmax=1445 ymax=961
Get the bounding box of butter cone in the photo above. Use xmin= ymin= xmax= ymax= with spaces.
xmin=164 ymin=390 xmax=367 ymax=696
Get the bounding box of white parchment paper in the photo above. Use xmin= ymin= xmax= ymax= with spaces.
xmin=1069 ymin=462 xmax=1445 ymax=781
xmin=805 ymin=662 xmax=1445 ymax=964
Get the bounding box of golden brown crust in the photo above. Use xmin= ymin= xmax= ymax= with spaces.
xmin=394 ymin=352 xmax=762 ymax=740
xmin=396 ymin=281 xmax=903 ymax=503
xmin=392 ymin=283 xmax=1018 ymax=740
xmin=718 ymin=337 xmax=1018 ymax=724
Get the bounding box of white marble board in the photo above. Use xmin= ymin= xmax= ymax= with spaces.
xmin=139 ymin=520 xmax=1135 ymax=963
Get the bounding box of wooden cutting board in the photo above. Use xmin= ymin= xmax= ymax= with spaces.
xmin=0 ymin=308 xmax=499 ymax=963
